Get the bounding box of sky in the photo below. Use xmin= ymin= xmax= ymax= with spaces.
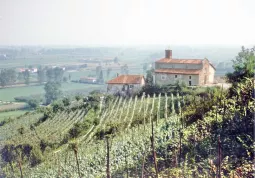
xmin=0 ymin=0 xmax=254 ymax=46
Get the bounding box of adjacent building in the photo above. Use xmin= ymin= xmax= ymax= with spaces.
xmin=79 ymin=77 xmax=97 ymax=84
xmin=154 ymin=49 xmax=215 ymax=86
xmin=107 ymin=75 xmax=145 ymax=95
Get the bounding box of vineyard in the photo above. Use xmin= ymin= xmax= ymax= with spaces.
xmin=0 ymin=77 xmax=254 ymax=177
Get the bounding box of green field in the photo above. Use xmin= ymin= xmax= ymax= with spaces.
xmin=0 ymin=82 xmax=104 ymax=101
xmin=0 ymin=110 xmax=28 ymax=122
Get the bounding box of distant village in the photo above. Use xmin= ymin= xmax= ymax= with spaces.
xmin=2 ymin=49 xmax=218 ymax=92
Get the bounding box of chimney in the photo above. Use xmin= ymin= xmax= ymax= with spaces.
xmin=116 ymin=73 xmax=119 ymax=77
xmin=165 ymin=49 xmax=172 ymax=59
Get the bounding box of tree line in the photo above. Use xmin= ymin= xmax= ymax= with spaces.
xmin=0 ymin=67 xmax=66 ymax=87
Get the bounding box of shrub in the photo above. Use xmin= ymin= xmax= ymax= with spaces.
xmin=27 ymin=99 xmax=39 ymax=109
xmin=30 ymin=147 xmax=44 ymax=167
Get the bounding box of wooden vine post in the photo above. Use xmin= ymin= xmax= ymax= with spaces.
xmin=106 ymin=136 xmax=111 ymax=178
xmin=141 ymin=150 xmax=146 ymax=178
xmin=17 ymin=154 xmax=23 ymax=178
xmin=70 ymin=142 xmax=81 ymax=178
xmin=150 ymin=119 xmax=159 ymax=178
xmin=164 ymin=93 xmax=168 ymax=121
xmin=218 ymin=135 xmax=221 ymax=178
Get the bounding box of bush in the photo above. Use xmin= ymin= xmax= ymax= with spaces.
xmin=62 ymin=97 xmax=70 ymax=106
xmin=52 ymin=101 xmax=64 ymax=112
xmin=30 ymin=147 xmax=44 ymax=167
xmin=27 ymin=99 xmax=39 ymax=109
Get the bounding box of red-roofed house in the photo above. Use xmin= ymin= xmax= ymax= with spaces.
xmin=107 ymin=75 xmax=145 ymax=95
xmin=154 ymin=49 xmax=216 ymax=86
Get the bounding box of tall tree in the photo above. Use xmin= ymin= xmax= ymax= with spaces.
xmin=0 ymin=69 xmax=17 ymax=87
xmin=46 ymin=67 xmax=64 ymax=83
xmin=0 ymin=69 xmax=8 ymax=87
xmin=145 ymin=69 xmax=154 ymax=86
xmin=97 ymin=70 xmax=104 ymax=84
xmin=96 ymin=66 xmax=102 ymax=78
xmin=6 ymin=69 xmax=17 ymax=85
xmin=106 ymin=67 xmax=112 ymax=79
xmin=37 ymin=67 xmax=45 ymax=84
xmin=53 ymin=67 xmax=64 ymax=83
xmin=44 ymin=82 xmax=62 ymax=105
xmin=23 ymin=70 xmax=30 ymax=85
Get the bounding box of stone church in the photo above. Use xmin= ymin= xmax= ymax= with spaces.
xmin=153 ymin=49 xmax=215 ymax=86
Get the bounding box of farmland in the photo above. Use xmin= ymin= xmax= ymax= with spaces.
xmin=0 ymin=110 xmax=28 ymax=122
xmin=0 ymin=83 xmax=104 ymax=102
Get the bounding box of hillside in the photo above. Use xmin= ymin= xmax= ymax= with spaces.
xmin=0 ymin=77 xmax=254 ymax=177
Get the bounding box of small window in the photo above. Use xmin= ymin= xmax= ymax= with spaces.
xmin=175 ymin=75 xmax=177 ymax=78
xmin=189 ymin=81 xmax=192 ymax=86
xmin=129 ymin=85 xmax=134 ymax=89
xmin=189 ymin=76 xmax=191 ymax=79
xmin=161 ymin=74 xmax=167 ymax=80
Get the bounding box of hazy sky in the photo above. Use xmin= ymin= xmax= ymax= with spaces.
xmin=0 ymin=0 xmax=254 ymax=46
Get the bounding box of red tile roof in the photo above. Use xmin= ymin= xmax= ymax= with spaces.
xmin=107 ymin=75 xmax=144 ymax=84
xmin=156 ymin=58 xmax=203 ymax=64
xmin=155 ymin=69 xmax=201 ymax=75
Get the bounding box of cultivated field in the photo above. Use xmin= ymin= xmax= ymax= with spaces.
xmin=0 ymin=110 xmax=28 ymax=122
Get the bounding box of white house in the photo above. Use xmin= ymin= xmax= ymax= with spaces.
xmin=107 ymin=75 xmax=145 ymax=95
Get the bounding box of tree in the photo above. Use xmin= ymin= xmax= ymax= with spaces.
xmin=27 ymin=99 xmax=39 ymax=109
xmin=44 ymin=82 xmax=62 ymax=105
xmin=63 ymin=76 xmax=68 ymax=82
xmin=0 ymin=69 xmax=17 ymax=87
xmin=113 ymin=57 xmax=119 ymax=63
xmin=121 ymin=64 xmax=129 ymax=75
xmin=175 ymin=80 xmax=187 ymax=94
xmin=0 ymin=69 xmax=8 ymax=87
xmin=37 ymin=67 xmax=45 ymax=84
xmin=23 ymin=70 xmax=30 ymax=85
xmin=54 ymin=67 xmax=64 ymax=83
xmin=46 ymin=67 xmax=64 ymax=83
xmin=106 ymin=67 xmax=112 ymax=79
xmin=46 ymin=68 xmax=54 ymax=82
xmin=62 ymin=97 xmax=70 ymax=106
xmin=143 ymin=63 xmax=148 ymax=73
xmin=226 ymin=46 xmax=255 ymax=84
xmin=6 ymin=69 xmax=17 ymax=85
xmin=17 ymin=72 xmax=23 ymax=81
xmin=98 ymin=70 xmax=104 ymax=84
xmin=96 ymin=66 xmax=102 ymax=78
xmin=145 ymin=69 xmax=154 ymax=86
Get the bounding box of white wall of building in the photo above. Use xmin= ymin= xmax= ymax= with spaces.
xmin=155 ymin=73 xmax=199 ymax=86
xmin=208 ymin=65 xmax=215 ymax=84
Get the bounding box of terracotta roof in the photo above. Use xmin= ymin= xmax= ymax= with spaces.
xmin=154 ymin=69 xmax=201 ymax=75
xmin=156 ymin=58 xmax=203 ymax=64
xmin=107 ymin=75 xmax=144 ymax=84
